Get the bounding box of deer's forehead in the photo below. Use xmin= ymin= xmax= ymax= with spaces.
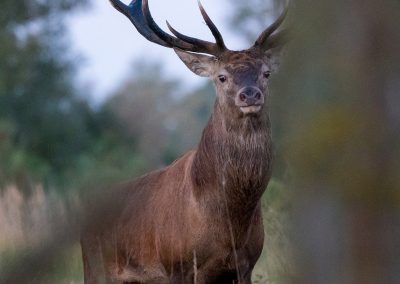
xmin=219 ymin=53 xmax=265 ymax=76
xmin=223 ymin=61 xmax=263 ymax=74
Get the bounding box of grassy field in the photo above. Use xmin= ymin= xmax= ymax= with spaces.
xmin=0 ymin=180 xmax=292 ymax=283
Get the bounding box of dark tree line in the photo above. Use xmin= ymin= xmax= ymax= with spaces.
xmin=0 ymin=0 xmax=92 ymax=190
xmin=0 ymin=0 xmax=215 ymax=194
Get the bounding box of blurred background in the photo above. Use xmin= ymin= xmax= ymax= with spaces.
xmin=0 ymin=0 xmax=399 ymax=283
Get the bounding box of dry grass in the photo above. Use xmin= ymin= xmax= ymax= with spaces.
xmin=0 ymin=185 xmax=72 ymax=249
xmin=0 ymin=185 xmax=83 ymax=284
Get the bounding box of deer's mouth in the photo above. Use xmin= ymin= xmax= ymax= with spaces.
xmin=240 ymin=105 xmax=262 ymax=114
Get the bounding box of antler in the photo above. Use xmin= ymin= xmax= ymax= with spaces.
xmin=253 ymin=3 xmax=289 ymax=51
xmin=109 ymin=0 xmax=227 ymax=56
xmin=108 ymin=0 xmax=170 ymax=47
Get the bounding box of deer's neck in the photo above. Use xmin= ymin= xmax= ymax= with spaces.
xmin=192 ymin=103 xmax=273 ymax=224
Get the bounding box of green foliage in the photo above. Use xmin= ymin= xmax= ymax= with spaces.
xmin=102 ymin=61 xmax=179 ymax=168
xmin=100 ymin=60 xmax=215 ymax=169
xmin=39 ymin=245 xmax=84 ymax=284
xmin=0 ymin=0 xmax=88 ymax=28
xmin=164 ymin=82 xmax=215 ymax=160
xmin=0 ymin=0 xmax=217 ymax=194
xmin=0 ymin=0 xmax=97 ymax=190
xmin=0 ymin=245 xmax=83 ymax=284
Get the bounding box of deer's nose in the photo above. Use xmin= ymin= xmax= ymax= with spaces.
xmin=237 ymin=87 xmax=263 ymax=105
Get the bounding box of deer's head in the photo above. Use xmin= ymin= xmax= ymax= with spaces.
xmin=110 ymin=0 xmax=288 ymax=118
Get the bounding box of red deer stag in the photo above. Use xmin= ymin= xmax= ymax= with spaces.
xmin=81 ymin=0 xmax=288 ymax=283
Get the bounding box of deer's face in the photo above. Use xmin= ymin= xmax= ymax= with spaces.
xmin=213 ymin=51 xmax=272 ymax=117
xmin=175 ymin=49 xmax=281 ymax=118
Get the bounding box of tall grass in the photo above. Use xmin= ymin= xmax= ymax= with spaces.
xmin=0 ymin=185 xmax=52 ymax=249
xmin=0 ymin=185 xmax=83 ymax=283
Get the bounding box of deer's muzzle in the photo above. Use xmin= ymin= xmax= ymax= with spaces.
xmin=236 ymin=86 xmax=264 ymax=114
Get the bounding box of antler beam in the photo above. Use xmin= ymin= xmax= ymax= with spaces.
xmin=108 ymin=0 xmax=170 ymax=46
xmin=109 ymin=0 xmax=227 ymax=56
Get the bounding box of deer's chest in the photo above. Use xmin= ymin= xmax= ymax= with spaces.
xmin=106 ymin=200 xmax=264 ymax=283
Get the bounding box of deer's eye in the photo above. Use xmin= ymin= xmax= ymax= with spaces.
xmin=218 ymin=75 xmax=227 ymax=83
xmin=263 ymin=71 xmax=271 ymax=79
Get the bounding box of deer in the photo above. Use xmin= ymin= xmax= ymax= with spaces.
xmin=81 ymin=0 xmax=288 ymax=283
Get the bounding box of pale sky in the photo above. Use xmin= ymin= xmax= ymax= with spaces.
xmin=67 ymin=0 xmax=248 ymax=102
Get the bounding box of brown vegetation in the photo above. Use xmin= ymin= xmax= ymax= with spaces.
xmin=0 ymin=185 xmax=66 ymax=249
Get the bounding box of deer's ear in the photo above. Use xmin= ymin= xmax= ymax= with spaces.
xmin=174 ymin=48 xmax=215 ymax=77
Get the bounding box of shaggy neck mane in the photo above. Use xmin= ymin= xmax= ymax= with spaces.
xmin=192 ymin=102 xmax=273 ymax=227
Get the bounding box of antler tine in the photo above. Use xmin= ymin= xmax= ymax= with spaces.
xmin=109 ymin=0 xmax=171 ymax=47
xmin=141 ymin=0 xmax=198 ymax=50
xmin=109 ymin=0 xmax=130 ymax=16
xmin=142 ymin=0 xmax=225 ymax=56
xmin=164 ymin=1 xmax=227 ymax=55
xmin=197 ymin=0 xmax=226 ymax=51
xmin=166 ymin=21 xmax=222 ymax=55
xmin=254 ymin=3 xmax=289 ymax=48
